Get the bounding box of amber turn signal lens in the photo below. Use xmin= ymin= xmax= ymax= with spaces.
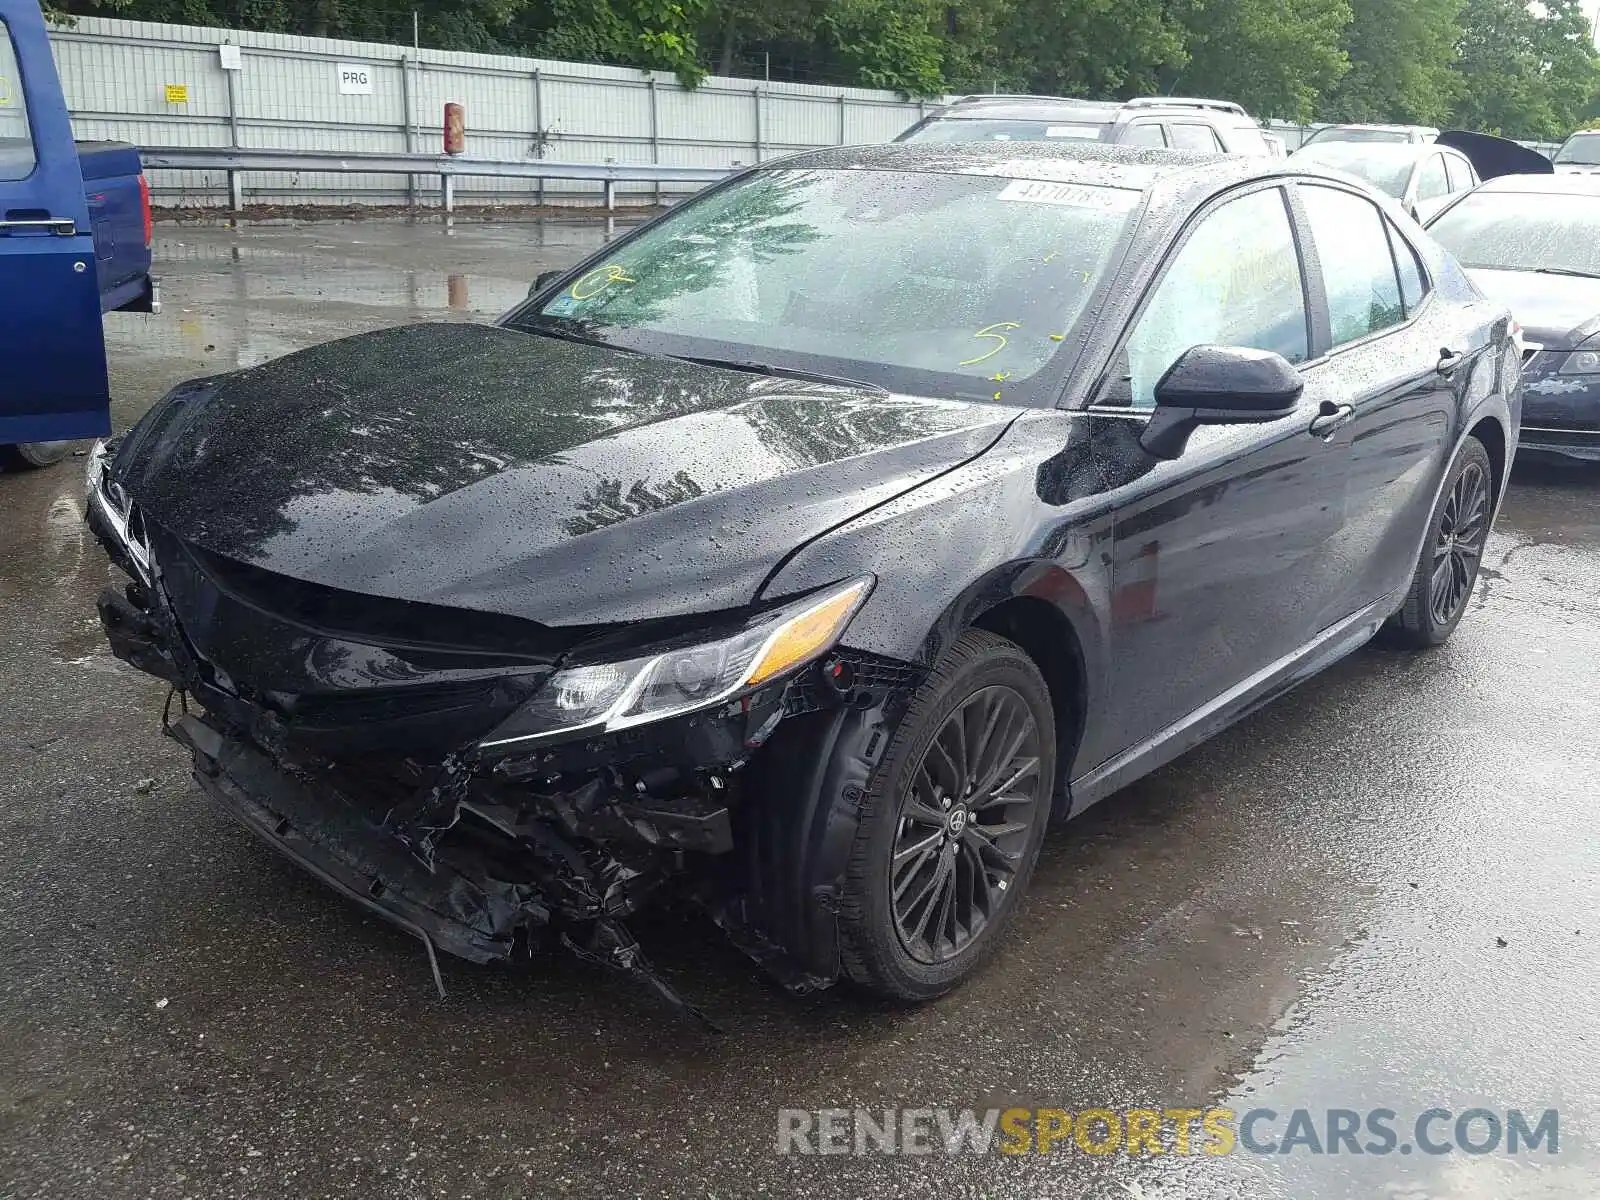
xmin=745 ymin=580 xmax=872 ymax=687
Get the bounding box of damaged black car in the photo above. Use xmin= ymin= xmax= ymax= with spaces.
xmin=89 ymin=143 xmax=1520 ymax=1012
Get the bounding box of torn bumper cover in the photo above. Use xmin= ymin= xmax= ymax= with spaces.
xmin=89 ymin=513 xmax=925 ymax=1012
xmin=172 ymin=713 xmax=526 ymax=967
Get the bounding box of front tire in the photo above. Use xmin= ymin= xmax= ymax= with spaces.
xmin=0 ymin=441 xmax=73 ymax=469
xmin=1391 ymin=436 xmax=1494 ymax=647
xmin=837 ymin=630 xmax=1055 ymax=1001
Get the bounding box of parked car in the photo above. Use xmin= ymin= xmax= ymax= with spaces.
xmin=89 ymin=142 xmax=1519 ymax=1011
xmin=1427 ymin=172 xmax=1600 ymax=463
xmin=0 ymin=0 xmax=157 ymax=469
xmin=895 ymin=94 xmax=1273 ymax=155
xmin=1551 ymin=130 xmax=1600 ymax=175
xmin=1300 ymin=123 xmax=1439 ymax=147
xmin=1291 ymin=141 xmax=1478 ymax=221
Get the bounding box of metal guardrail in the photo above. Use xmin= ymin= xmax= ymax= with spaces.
xmin=138 ymin=146 xmax=736 ymax=212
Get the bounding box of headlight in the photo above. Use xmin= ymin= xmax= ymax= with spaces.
xmin=479 ymin=577 xmax=875 ymax=749
xmin=1557 ymin=349 xmax=1600 ymax=375
xmin=85 ymin=438 xmax=108 ymax=501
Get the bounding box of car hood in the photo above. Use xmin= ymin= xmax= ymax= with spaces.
xmin=112 ymin=323 xmax=1022 ymax=625
xmin=1463 ymin=268 xmax=1600 ymax=349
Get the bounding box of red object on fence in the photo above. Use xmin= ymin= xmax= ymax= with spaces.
xmin=443 ymin=103 xmax=465 ymax=155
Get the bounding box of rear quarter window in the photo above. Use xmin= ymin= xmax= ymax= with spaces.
xmin=1171 ymin=123 xmax=1225 ymax=152
xmin=1226 ymin=126 xmax=1271 ymax=156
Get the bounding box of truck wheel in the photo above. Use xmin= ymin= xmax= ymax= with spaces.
xmin=837 ymin=630 xmax=1055 ymax=1001
xmin=1 ymin=441 xmax=73 ymax=469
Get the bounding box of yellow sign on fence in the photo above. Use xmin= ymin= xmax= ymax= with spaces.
xmin=164 ymin=83 xmax=189 ymax=104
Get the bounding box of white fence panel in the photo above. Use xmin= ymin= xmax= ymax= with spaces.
xmin=48 ymin=16 xmax=931 ymax=209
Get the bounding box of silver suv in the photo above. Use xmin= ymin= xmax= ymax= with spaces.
xmin=894 ymin=95 xmax=1272 ymax=155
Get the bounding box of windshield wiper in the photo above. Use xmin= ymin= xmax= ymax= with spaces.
xmin=1534 ymin=266 xmax=1600 ymax=279
xmin=517 ymin=319 xmax=640 ymax=354
xmin=667 ymin=354 xmax=889 ymax=394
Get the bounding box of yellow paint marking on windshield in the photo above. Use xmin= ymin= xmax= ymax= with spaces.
xmin=991 ymin=371 xmax=1011 ymax=382
xmin=960 ymin=322 xmax=1022 ymax=367
xmin=1050 ymin=334 xmax=1065 ymax=342
xmin=569 ymin=263 xmax=637 ymax=300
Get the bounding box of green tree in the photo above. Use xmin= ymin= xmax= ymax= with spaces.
xmin=1450 ymin=0 xmax=1600 ymax=139
xmin=1323 ymin=0 xmax=1462 ymax=124
xmin=1175 ymin=0 xmax=1352 ymax=121
xmin=1001 ymin=0 xmax=1188 ymax=98
xmin=818 ymin=0 xmax=949 ymax=94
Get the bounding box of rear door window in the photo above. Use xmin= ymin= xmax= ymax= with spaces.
xmin=1124 ymin=122 xmax=1166 ymax=148
xmin=1443 ymin=154 xmax=1476 ymax=193
xmin=1299 ymin=185 xmax=1407 ymax=346
xmin=0 ymin=19 xmax=36 ymax=182
xmin=1171 ymin=123 xmax=1225 ymax=152
xmin=1415 ymin=155 xmax=1449 ymax=201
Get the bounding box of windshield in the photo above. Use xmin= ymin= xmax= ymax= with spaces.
xmin=1304 ymin=127 xmax=1412 ymax=146
xmin=900 ymin=119 xmax=1111 ymax=145
xmin=512 ymin=168 xmax=1141 ymax=403
xmin=1293 ymin=145 xmax=1413 ymax=197
xmin=1427 ymin=191 xmax=1600 ymax=275
xmin=1555 ymin=132 xmax=1600 ymax=166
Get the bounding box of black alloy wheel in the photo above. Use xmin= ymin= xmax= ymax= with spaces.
xmin=1428 ymin=457 xmax=1490 ymax=627
xmin=834 ymin=629 xmax=1057 ymax=1001
xmin=890 ymin=685 xmax=1045 ymax=964
xmin=1392 ymin=436 xmax=1495 ymax=647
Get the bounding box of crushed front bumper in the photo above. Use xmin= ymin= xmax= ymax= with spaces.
xmin=172 ymin=713 xmax=524 ymax=970
xmin=89 ymin=517 xmax=926 ymax=1016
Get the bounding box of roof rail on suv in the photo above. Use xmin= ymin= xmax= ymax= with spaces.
xmin=1123 ymin=96 xmax=1247 ymax=116
xmin=947 ymin=94 xmax=1109 ymax=106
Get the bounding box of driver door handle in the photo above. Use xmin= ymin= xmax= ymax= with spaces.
xmin=1309 ymin=402 xmax=1354 ymax=439
xmin=1436 ymin=348 xmax=1465 ymax=376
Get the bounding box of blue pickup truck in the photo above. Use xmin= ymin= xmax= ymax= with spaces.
xmin=1 ymin=0 xmax=156 ymax=468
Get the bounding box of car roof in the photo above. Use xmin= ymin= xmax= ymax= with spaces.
xmin=1470 ymin=172 xmax=1600 ymax=196
xmin=770 ymin=140 xmax=1251 ymax=192
xmin=925 ymin=97 xmax=1124 ymax=123
xmin=926 ymin=94 xmax=1249 ymax=122
xmin=1295 ymin=142 xmax=1442 ymax=165
xmin=1320 ymin=123 xmax=1438 ymax=134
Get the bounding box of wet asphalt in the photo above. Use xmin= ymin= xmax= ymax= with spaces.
xmin=2 ymin=217 xmax=1598 ymax=1200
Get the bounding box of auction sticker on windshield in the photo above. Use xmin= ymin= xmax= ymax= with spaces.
xmin=998 ymin=179 xmax=1139 ymax=210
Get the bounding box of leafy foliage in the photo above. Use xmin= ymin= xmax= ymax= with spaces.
xmin=48 ymin=0 xmax=1600 ymax=132
xmin=1175 ymin=0 xmax=1352 ymax=121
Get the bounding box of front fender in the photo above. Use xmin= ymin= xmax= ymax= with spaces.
xmin=760 ymin=409 xmax=1124 ymax=784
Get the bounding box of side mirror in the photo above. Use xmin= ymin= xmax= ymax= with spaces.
xmin=529 ymin=269 xmax=564 ymax=298
xmin=1140 ymin=345 xmax=1303 ymax=460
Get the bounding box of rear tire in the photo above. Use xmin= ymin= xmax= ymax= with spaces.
xmin=837 ymin=630 xmax=1055 ymax=1001
xmin=1 ymin=441 xmax=73 ymax=469
xmin=1390 ymin=437 xmax=1494 ymax=648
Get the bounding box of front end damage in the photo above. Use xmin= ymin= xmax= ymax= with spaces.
xmin=87 ymin=468 xmax=924 ymax=1020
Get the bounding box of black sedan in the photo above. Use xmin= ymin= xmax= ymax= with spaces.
xmin=1427 ymin=172 xmax=1600 ymax=463
xmin=87 ymin=143 xmax=1520 ymax=1011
